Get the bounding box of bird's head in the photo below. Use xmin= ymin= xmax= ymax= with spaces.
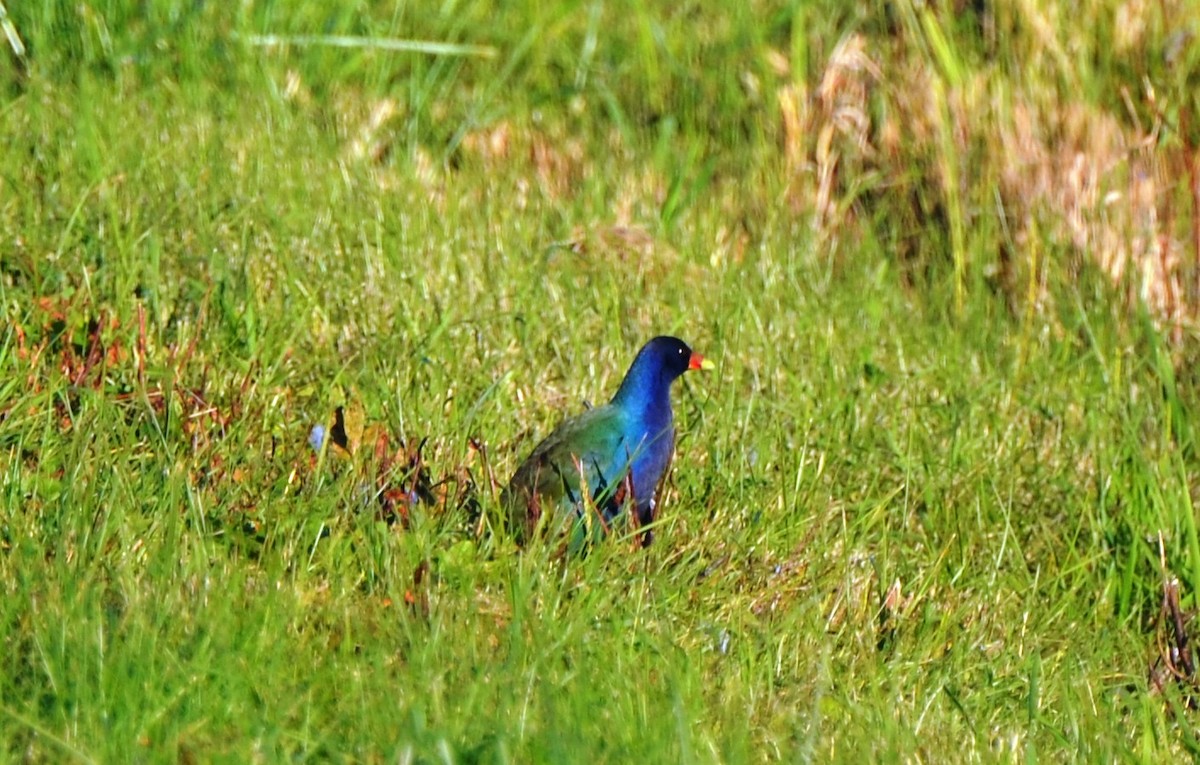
xmin=641 ymin=335 xmax=714 ymax=379
xmin=612 ymin=335 xmax=713 ymax=402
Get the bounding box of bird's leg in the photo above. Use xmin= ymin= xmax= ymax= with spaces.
xmin=615 ymin=471 xmax=649 ymax=546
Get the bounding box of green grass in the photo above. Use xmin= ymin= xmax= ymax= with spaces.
xmin=4 ymin=1 xmax=1200 ymax=761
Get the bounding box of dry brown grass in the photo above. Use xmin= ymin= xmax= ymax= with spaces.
xmin=766 ymin=1 xmax=1200 ymax=335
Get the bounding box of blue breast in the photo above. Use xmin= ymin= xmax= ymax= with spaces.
xmin=606 ymin=372 xmax=676 ymax=525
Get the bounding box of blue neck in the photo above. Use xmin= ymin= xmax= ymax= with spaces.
xmin=611 ymin=354 xmax=674 ymax=427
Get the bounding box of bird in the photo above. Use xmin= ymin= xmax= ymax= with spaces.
xmin=502 ymin=335 xmax=713 ymax=547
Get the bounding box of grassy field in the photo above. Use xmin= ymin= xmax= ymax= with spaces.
xmin=5 ymin=1 xmax=1200 ymax=761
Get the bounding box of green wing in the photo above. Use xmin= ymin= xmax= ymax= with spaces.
xmin=503 ymin=405 xmax=628 ymax=536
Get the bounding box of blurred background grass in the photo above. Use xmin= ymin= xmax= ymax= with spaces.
xmin=4 ymin=0 xmax=1200 ymax=761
